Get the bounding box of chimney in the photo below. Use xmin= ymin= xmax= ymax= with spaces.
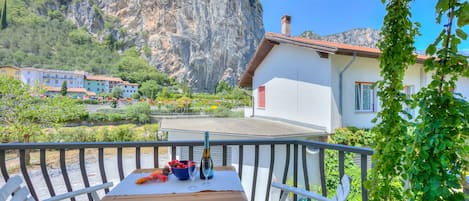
xmin=281 ymin=15 xmax=291 ymax=36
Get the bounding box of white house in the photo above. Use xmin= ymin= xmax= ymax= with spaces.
xmin=21 ymin=67 xmax=87 ymax=88
xmin=239 ymin=16 xmax=469 ymax=133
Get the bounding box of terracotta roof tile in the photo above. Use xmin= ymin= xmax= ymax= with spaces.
xmin=86 ymin=75 xmax=123 ymax=82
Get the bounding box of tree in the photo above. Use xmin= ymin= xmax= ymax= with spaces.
xmin=61 ymin=80 xmax=67 ymax=96
xmin=111 ymin=87 xmax=123 ymax=99
xmin=405 ymin=1 xmax=469 ymax=200
xmin=139 ymin=80 xmax=162 ymax=99
xmin=215 ymin=80 xmax=232 ymax=94
xmin=1 ymin=0 xmax=6 ymax=30
xmin=0 ymin=76 xmax=85 ymax=163
xmin=369 ymin=0 xmax=418 ymax=200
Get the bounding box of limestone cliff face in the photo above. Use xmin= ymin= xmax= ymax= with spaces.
xmin=301 ymin=28 xmax=381 ymax=48
xmin=65 ymin=0 xmax=264 ymax=91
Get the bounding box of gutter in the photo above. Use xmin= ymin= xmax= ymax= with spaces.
xmin=339 ymin=52 xmax=356 ymax=126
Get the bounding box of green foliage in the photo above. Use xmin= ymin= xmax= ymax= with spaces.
xmin=68 ymin=28 xmax=92 ymax=45
xmin=331 ymin=127 xmax=375 ymax=147
xmin=370 ymin=0 xmax=418 ymax=199
xmin=111 ymin=87 xmax=123 ymax=98
xmin=1 ymin=0 xmax=7 ymax=29
xmin=60 ymin=80 xmax=67 ymax=96
xmin=125 ymin=102 xmax=151 ymax=124
xmin=215 ymin=80 xmax=232 ymax=94
xmin=0 ymin=76 xmax=85 ymax=142
xmin=38 ymin=124 xmax=160 ymax=142
xmin=139 ymin=80 xmax=162 ymax=99
xmin=405 ymin=1 xmax=469 ymax=200
xmin=143 ymin=44 xmax=151 ymax=57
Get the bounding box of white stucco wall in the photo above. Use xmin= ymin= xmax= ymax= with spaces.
xmin=331 ymin=54 xmax=425 ymax=129
xmin=252 ymin=44 xmax=333 ymax=132
xmin=456 ymin=77 xmax=469 ymax=99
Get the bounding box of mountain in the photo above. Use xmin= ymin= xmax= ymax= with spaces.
xmin=300 ymin=28 xmax=381 ymax=48
xmin=0 ymin=0 xmax=264 ymax=91
xmin=51 ymin=0 xmax=264 ymax=91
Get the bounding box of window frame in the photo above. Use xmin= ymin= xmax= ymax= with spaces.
xmin=354 ymin=82 xmax=376 ymax=113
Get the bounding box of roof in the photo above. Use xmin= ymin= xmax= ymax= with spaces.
xmin=18 ymin=67 xmax=87 ymax=76
xmin=160 ymin=118 xmax=326 ymax=138
xmin=0 ymin=66 xmax=20 ymax=70
xmin=46 ymin=87 xmax=96 ymax=96
xmin=239 ymin=32 xmax=429 ymax=87
xmin=120 ymin=81 xmax=139 ymax=86
xmin=86 ymin=75 xmax=123 ymax=82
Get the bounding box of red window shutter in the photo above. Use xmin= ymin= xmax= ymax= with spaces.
xmin=258 ymin=86 xmax=265 ymax=108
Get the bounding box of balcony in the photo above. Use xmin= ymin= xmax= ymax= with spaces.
xmin=0 ymin=140 xmax=373 ymax=201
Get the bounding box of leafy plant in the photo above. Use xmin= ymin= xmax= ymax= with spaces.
xmin=405 ymin=1 xmax=469 ymax=200
xmin=369 ymin=0 xmax=418 ymax=199
xmin=60 ymin=80 xmax=67 ymax=96
xmin=125 ymin=102 xmax=151 ymax=124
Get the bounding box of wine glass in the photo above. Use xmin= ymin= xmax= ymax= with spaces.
xmin=187 ymin=161 xmax=198 ymax=190
xmin=201 ymin=159 xmax=213 ymax=186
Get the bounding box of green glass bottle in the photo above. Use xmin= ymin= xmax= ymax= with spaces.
xmin=200 ymin=131 xmax=214 ymax=179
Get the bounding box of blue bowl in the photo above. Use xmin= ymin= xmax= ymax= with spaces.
xmin=170 ymin=160 xmax=196 ymax=180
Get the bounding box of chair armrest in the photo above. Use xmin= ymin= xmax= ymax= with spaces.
xmin=43 ymin=182 xmax=113 ymax=201
xmin=271 ymin=182 xmax=332 ymax=201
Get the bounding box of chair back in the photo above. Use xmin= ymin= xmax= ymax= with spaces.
xmin=0 ymin=175 xmax=35 ymax=201
xmin=332 ymin=175 xmax=351 ymax=201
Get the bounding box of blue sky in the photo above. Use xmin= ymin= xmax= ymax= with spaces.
xmin=260 ymin=0 xmax=469 ymax=52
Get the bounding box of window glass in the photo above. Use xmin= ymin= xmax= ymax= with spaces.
xmin=355 ymin=82 xmax=375 ymax=112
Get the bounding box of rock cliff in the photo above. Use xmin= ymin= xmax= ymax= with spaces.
xmin=301 ymin=28 xmax=381 ymax=48
xmin=54 ymin=0 xmax=264 ymax=91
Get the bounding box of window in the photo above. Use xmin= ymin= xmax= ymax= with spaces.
xmin=55 ymin=80 xmax=58 ymax=84
xmin=1 ymin=70 xmax=5 ymax=74
xmin=355 ymin=82 xmax=375 ymax=112
xmin=404 ymin=85 xmax=415 ymax=116
xmin=258 ymin=86 xmax=265 ymax=108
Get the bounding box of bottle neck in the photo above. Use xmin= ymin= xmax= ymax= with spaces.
xmin=203 ymin=132 xmax=210 ymax=158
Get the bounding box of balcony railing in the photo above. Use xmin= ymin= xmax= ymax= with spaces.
xmin=0 ymin=140 xmax=373 ymax=201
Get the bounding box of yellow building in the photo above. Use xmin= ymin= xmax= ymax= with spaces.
xmin=0 ymin=66 xmax=21 ymax=80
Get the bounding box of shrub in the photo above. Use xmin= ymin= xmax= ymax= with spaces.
xmin=125 ymin=102 xmax=151 ymax=123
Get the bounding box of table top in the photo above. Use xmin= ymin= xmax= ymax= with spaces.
xmin=102 ymin=166 xmax=247 ymax=201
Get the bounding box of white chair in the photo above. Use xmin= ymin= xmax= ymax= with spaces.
xmin=0 ymin=175 xmax=113 ymax=201
xmin=272 ymin=175 xmax=351 ymax=201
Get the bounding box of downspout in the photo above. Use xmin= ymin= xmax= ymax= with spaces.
xmin=339 ymin=51 xmax=356 ymax=126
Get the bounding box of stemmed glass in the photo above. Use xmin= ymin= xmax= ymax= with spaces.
xmin=187 ymin=161 xmax=198 ymax=191
xmin=201 ymin=159 xmax=213 ymax=186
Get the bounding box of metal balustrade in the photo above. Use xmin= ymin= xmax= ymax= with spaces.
xmin=0 ymin=140 xmax=373 ymax=201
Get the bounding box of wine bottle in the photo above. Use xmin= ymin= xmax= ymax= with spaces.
xmin=200 ymin=131 xmax=214 ymax=179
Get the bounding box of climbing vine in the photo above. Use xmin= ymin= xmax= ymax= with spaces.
xmin=369 ymin=0 xmax=418 ymax=200
xmin=405 ymin=0 xmax=469 ymax=200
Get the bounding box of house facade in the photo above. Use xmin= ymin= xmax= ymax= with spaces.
xmin=119 ymin=81 xmax=139 ymax=98
xmin=0 ymin=66 xmax=21 ymax=80
xmin=21 ymin=67 xmax=44 ymax=86
xmin=240 ymin=32 xmax=469 ymax=133
xmin=41 ymin=69 xmax=87 ymax=88
xmin=85 ymin=75 xmax=110 ymax=94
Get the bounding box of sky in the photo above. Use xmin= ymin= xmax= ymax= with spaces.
xmin=260 ymin=0 xmax=469 ymax=52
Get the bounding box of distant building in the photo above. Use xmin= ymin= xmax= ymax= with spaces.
xmin=45 ymin=87 xmax=96 ymax=98
xmin=119 ymin=81 xmax=139 ymax=98
xmin=21 ymin=67 xmax=44 ymax=86
xmin=20 ymin=67 xmax=87 ymax=88
xmin=0 ymin=66 xmax=21 ymax=80
xmin=85 ymin=75 xmax=111 ymax=95
xmin=41 ymin=69 xmax=87 ymax=88
xmin=85 ymin=75 xmax=137 ymax=97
